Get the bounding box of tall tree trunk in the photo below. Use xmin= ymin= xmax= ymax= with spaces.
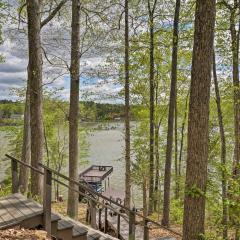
xmin=230 ymin=4 xmax=240 ymax=238
xmin=230 ymin=7 xmax=240 ymax=177
xmin=124 ymin=0 xmax=131 ymax=209
xmin=27 ymin=0 xmax=44 ymax=198
xmin=178 ymin=92 xmax=189 ymax=185
xmin=148 ymin=7 xmax=155 ymax=215
xmin=162 ymin=0 xmax=181 ymax=227
xmin=182 ymin=1 xmax=216 ymax=239
xmin=213 ymin=50 xmax=228 ymax=240
xmin=143 ymin=177 xmax=148 ymax=218
xmin=154 ymin=123 xmax=160 ymax=211
xmin=19 ymin=81 xmax=31 ymax=194
xmin=174 ymin=103 xmax=179 ymax=199
xmin=67 ymin=0 xmax=81 ymax=220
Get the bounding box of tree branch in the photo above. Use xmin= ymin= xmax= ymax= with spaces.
xmin=41 ymin=0 xmax=68 ymax=28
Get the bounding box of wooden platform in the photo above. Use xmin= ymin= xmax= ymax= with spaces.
xmin=0 ymin=193 xmax=43 ymax=229
xmin=0 ymin=193 xmax=116 ymax=240
xmin=79 ymin=165 xmax=113 ymax=183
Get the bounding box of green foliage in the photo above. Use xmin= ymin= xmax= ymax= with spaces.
xmin=185 ymin=185 xmax=205 ymax=198
xmin=0 ymin=178 xmax=11 ymax=198
xmin=170 ymin=199 xmax=183 ymax=225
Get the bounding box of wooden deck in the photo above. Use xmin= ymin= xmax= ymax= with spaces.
xmin=0 ymin=193 xmax=43 ymax=229
xmin=0 ymin=193 xmax=117 ymax=240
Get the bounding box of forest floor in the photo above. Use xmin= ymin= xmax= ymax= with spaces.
xmin=0 ymin=228 xmax=50 ymax=240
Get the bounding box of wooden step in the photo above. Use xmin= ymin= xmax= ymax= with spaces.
xmin=88 ymin=232 xmax=102 ymax=240
xmin=57 ymin=219 xmax=74 ymax=240
xmin=50 ymin=213 xmax=61 ymax=236
xmin=72 ymin=223 xmax=88 ymax=240
xmin=0 ymin=193 xmax=43 ymax=230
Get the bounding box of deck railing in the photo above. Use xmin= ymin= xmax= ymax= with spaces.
xmin=5 ymin=154 xmax=182 ymax=240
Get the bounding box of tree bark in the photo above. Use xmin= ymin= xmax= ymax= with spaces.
xmin=213 ymin=50 xmax=228 ymax=240
xmin=124 ymin=0 xmax=131 ymax=209
xmin=230 ymin=6 xmax=240 ymax=176
xmin=182 ymin=1 xmax=216 ymax=239
xmin=143 ymin=178 xmax=148 ymax=218
xmin=162 ymin=0 xmax=181 ymax=227
xmin=19 ymin=80 xmax=31 ymax=195
xmin=67 ymin=0 xmax=81 ymax=220
xmin=154 ymin=123 xmax=160 ymax=211
xmin=174 ymin=102 xmax=179 ymax=199
xmin=148 ymin=5 xmax=155 ymax=215
xmin=178 ymin=92 xmax=189 ymax=185
xmin=27 ymin=0 xmax=44 ymax=198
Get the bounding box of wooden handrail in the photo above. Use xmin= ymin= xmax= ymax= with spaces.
xmin=5 ymin=154 xmax=182 ymax=238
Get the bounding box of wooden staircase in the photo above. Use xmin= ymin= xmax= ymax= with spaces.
xmin=0 ymin=193 xmax=115 ymax=240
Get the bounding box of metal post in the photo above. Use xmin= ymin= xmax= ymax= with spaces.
xmin=143 ymin=219 xmax=149 ymax=240
xmin=11 ymin=159 xmax=19 ymax=193
xmin=90 ymin=199 xmax=97 ymax=229
xmin=43 ymin=168 xmax=52 ymax=237
xmin=117 ymin=213 xmax=121 ymax=239
xmin=129 ymin=210 xmax=136 ymax=240
xmin=104 ymin=207 xmax=108 ymax=233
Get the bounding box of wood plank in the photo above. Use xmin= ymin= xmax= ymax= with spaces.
xmin=0 ymin=194 xmax=43 ymax=229
xmin=0 ymin=201 xmax=15 ymax=223
xmin=11 ymin=195 xmax=39 ymax=216
xmin=0 ymin=198 xmax=23 ymax=220
xmin=13 ymin=194 xmax=42 ymax=215
xmin=0 ymin=203 xmax=12 ymax=225
xmin=6 ymin=195 xmax=31 ymax=217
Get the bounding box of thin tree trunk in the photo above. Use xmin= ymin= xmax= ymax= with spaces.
xmin=182 ymin=1 xmax=216 ymax=239
xmin=148 ymin=7 xmax=155 ymax=214
xmin=154 ymin=123 xmax=160 ymax=211
xmin=231 ymin=4 xmax=240 ymax=238
xmin=124 ymin=0 xmax=131 ymax=209
xmin=143 ymin=178 xmax=148 ymax=218
xmin=174 ymin=102 xmax=179 ymax=199
xmin=43 ymin=125 xmax=50 ymax=167
xmin=230 ymin=7 xmax=240 ymax=177
xmin=178 ymin=92 xmax=189 ymax=184
xmin=27 ymin=0 xmax=44 ymax=198
xmin=213 ymin=50 xmax=228 ymax=240
xmin=162 ymin=0 xmax=181 ymax=227
xmin=67 ymin=0 xmax=81 ymax=220
xmin=19 ymin=81 xmax=31 ymax=194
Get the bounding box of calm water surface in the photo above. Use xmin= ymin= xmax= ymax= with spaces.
xmin=0 ymin=122 xmax=142 ymax=207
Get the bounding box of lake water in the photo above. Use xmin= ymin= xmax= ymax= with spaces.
xmin=0 ymin=121 xmax=142 ymax=207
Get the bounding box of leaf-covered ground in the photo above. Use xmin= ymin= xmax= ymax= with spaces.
xmin=0 ymin=228 xmax=50 ymax=240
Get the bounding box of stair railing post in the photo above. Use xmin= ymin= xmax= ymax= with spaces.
xmin=43 ymin=168 xmax=52 ymax=237
xmin=98 ymin=207 xmax=102 ymax=230
xmin=129 ymin=210 xmax=136 ymax=240
xmin=117 ymin=213 xmax=121 ymax=239
xmin=104 ymin=207 xmax=108 ymax=233
xmin=143 ymin=219 xmax=149 ymax=240
xmin=90 ymin=199 xmax=97 ymax=229
xmin=11 ymin=158 xmax=19 ymax=193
